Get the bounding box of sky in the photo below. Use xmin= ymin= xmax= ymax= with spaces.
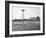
xmin=12 ymin=6 xmax=40 ymax=20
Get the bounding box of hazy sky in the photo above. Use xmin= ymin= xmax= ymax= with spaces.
xmin=12 ymin=6 xmax=40 ymax=19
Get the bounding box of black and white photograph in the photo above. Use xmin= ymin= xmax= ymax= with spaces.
xmin=12 ymin=5 xmax=40 ymax=31
xmin=5 ymin=1 xmax=45 ymax=37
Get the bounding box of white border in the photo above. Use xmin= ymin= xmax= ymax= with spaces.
xmin=9 ymin=3 xmax=43 ymax=35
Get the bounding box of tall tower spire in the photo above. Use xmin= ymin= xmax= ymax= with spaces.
xmin=21 ymin=9 xmax=25 ymax=24
xmin=21 ymin=10 xmax=25 ymax=19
